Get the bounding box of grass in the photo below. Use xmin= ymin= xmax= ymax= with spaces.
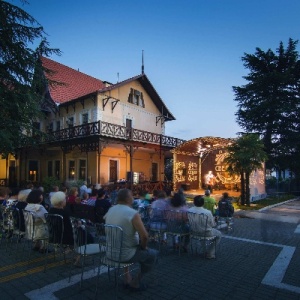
xmin=234 ymin=194 xmax=297 ymax=211
xmin=185 ymin=194 xmax=297 ymax=211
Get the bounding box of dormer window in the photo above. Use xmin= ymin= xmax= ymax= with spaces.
xmin=128 ymin=88 xmax=145 ymax=108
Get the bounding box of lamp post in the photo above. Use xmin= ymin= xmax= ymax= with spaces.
xmin=198 ymin=151 xmax=204 ymax=190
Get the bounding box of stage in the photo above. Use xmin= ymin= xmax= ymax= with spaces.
xmin=183 ymin=188 xmax=241 ymax=200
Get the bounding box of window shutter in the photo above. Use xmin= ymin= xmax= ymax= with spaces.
xmin=128 ymin=88 xmax=133 ymax=103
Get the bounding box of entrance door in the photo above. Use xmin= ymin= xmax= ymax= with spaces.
xmin=109 ymin=160 xmax=118 ymax=183
xmin=8 ymin=160 xmax=17 ymax=187
xmin=152 ymin=162 xmax=158 ymax=182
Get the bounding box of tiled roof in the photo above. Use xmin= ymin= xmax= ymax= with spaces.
xmin=41 ymin=57 xmax=105 ymax=104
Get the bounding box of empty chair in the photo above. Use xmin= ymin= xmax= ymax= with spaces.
xmin=137 ymin=205 xmax=150 ymax=228
xmin=44 ymin=213 xmax=66 ymax=272
xmin=148 ymin=207 xmax=167 ymax=250
xmin=7 ymin=208 xmax=25 ymax=252
xmin=68 ymin=217 xmax=101 ymax=287
xmin=0 ymin=206 xmax=11 ymax=245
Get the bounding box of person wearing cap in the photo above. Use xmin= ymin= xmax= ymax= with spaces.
xmin=203 ymin=190 xmax=216 ymax=216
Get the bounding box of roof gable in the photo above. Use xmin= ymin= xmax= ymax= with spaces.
xmin=99 ymin=74 xmax=175 ymax=121
xmin=41 ymin=57 xmax=105 ymax=104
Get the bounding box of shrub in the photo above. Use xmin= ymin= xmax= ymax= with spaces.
xmin=42 ymin=177 xmax=61 ymax=193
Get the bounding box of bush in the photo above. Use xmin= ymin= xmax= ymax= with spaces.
xmin=42 ymin=177 xmax=61 ymax=193
xmin=65 ymin=179 xmax=85 ymax=189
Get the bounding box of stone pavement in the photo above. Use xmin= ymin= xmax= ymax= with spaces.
xmin=0 ymin=201 xmax=300 ymax=300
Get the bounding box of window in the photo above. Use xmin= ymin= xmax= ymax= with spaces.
xmin=79 ymin=159 xmax=86 ymax=180
xmin=28 ymin=160 xmax=38 ymax=182
xmin=48 ymin=122 xmax=53 ymax=132
xmin=67 ymin=117 xmax=74 ymax=128
xmin=68 ymin=160 xmax=75 ymax=180
xmin=128 ymin=88 xmax=145 ymax=107
xmin=82 ymin=113 xmax=89 ymax=124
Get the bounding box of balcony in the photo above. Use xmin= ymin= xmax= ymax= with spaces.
xmin=44 ymin=120 xmax=185 ymax=148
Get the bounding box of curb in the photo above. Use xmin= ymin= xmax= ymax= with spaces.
xmin=258 ymin=198 xmax=299 ymax=212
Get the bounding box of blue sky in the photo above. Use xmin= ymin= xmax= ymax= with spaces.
xmin=13 ymin=0 xmax=300 ymax=140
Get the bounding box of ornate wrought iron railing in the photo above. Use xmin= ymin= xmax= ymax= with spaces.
xmin=44 ymin=120 xmax=184 ymax=148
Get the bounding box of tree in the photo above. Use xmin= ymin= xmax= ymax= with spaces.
xmin=233 ymin=38 xmax=300 ymax=174
xmin=0 ymin=0 xmax=60 ymax=156
xmin=224 ymin=134 xmax=268 ymax=205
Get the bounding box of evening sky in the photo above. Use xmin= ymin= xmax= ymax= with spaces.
xmin=15 ymin=0 xmax=300 ymax=140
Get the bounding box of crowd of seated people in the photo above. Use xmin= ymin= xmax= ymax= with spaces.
xmin=0 ymin=183 xmax=234 ymax=265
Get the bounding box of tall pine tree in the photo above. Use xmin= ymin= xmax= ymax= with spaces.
xmin=233 ymin=39 xmax=300 ymax=176
xmin=0 ymin=0 xmax=60 ymax=156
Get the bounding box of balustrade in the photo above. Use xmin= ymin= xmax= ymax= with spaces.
xmin=44 ymin=120 xmax=184 ymax=148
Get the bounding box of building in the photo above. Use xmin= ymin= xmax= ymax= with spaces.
xmin=3 ymin=57 xmax=184 ymax=187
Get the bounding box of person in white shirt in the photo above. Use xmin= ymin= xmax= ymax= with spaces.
xmin=79 ymin=181 xmax=88 ymax=198
xmin=188 ymin=195 xmax=221 ymax=259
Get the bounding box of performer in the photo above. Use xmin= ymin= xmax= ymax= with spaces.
xmin=204 ymin=171 xmax=215 ymax=194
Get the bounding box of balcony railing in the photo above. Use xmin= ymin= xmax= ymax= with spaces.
xmin=44 ymin=120 xmax=185 ymax=148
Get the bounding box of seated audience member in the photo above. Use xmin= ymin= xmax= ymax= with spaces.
xmin=218 ymin=192 xmax=234 ymax=217
xmin=95 ymin=188 xmax=111 ymax=215
xmin=0 ymin=187 xmax=9 ymax=205
xmin=6 ymin=188 xmax=20 ymax=207
xmin=67 ymin=187 xmax=80 ymax=204
xmin=109 ymin=187 xmax=118 ymax=205
xmin=188 ymin=195 xmax=221 ymax=259
xmin=49 ymin=185 xmax=59 ymax=200
xmin=149 ymin=191 xmax=170 ymax=231
xmin=25 ymin=189 xmax=49 ymax=253
xmin=151 ymin=189 xmax=159 ymax=203
xmin=79 ymin=181 xmax=88 ymax=198
xmin=38 ymin=186 xmax=49 ymax=210
xmin=86 ymin=184 xmax=93 ymax=195
xmin=60 ymin=186 xmax=68 ymax=196
xmin=81 ymin=192 xmax=89 ymax=204
xmin=85 ymin=189 xmax=98 ymax=206
xmin=177 ymin=186 xmax=186 ymax=205
xmin=133 ymin=190 xmax=150 ymax=209
xmin=169 ymin=193 xmax=189 ymax=212
xmin=203 ymin=190 xmax=216 ymax=215
xmin=151 ymin=191 xmax=170 ymax=211
xmin=14 ymin=189 xmax=31 ymax=232
xmin=168 ymin=193 xmax=189 ymax=252
xmin=49 ymin=191 xmax=74 ymax=246
xmin=104 ymin=188 xmax=158 ymax=291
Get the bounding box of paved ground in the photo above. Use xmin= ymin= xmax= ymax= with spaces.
xmin=0 ymin=199 xmax=300 ymax=300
